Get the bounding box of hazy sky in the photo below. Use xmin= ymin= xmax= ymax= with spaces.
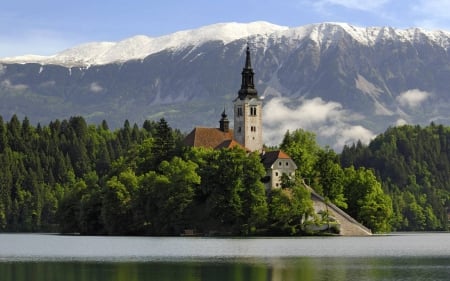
xmin=1 ymin=0 xmax=450 ymax=57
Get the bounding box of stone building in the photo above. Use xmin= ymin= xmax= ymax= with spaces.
xmin=260 ymin=150 xmax=297 ymax=190
xmin=183 ymin=44 xmax=372 ymax=235
xmin=233 ymin=45 xmax=263 ymax=153
xmin=184 ymin=45 xmax=296 ymax=190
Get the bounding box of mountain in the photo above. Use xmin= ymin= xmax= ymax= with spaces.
xmin=1 ymin=21 xmax=450 ymax=149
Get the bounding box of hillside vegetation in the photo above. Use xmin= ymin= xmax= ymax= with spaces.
xmin=0 ymin=115 xmax=447 ymax=234
xmin=341 ymin=123 xmax=450 ymax=230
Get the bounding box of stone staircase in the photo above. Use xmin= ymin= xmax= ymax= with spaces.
xmin=304 ymin=183 xmax=372 ymax=236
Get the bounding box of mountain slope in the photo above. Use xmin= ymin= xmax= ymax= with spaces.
xmin=1 ymin=21 xmax=450 ymax=149
xmin=0 ymin=21 xmax=288 ymax=66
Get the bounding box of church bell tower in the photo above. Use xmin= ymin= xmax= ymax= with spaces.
xmin=233 ymin=45 xmax=263 ymax=152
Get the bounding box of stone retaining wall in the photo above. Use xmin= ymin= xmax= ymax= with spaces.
xmin=309 ymin=188 xmax=372 ymax=236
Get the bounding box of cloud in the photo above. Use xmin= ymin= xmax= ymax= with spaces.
xmin=396 ymin=89 xmax=431 ymax=108
xmin=39 ymin=80 xmax=56 ymax=88
xmin=263 ymin=97 xmax=375 ymax=150
xmin=334 ymin=125 xmax=375 ymax=148
xmin=1 ymin=79 xmax=28 ymax=91
xmin=89 ymin=82 xmax=103 ymax=93
xmin=396 ymin=119 xmax=408 ymax=126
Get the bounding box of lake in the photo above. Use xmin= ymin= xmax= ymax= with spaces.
xmin=0 ymin=233 xmax=449 ymax=280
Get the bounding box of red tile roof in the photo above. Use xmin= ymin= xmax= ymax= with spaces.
xmin=184 ymin=127 xmax=237 ymax=149
xmin=260 ymin=150 xmax=292 ymax=168
xmin=215 ymin=139 xmax=246 ymax=150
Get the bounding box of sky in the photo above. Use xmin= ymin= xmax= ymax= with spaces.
xmin=2 ymin=0 xmax=450 ymax=58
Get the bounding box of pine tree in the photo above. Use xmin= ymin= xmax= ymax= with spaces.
xmin=153 ymin=118 xmax=175 ymax=166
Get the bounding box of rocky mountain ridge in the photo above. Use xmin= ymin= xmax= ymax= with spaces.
xmin=1 ymin=21 xmax=450 ymax=149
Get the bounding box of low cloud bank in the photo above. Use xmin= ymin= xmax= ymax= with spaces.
xmin=263 ymin=97 xmax=375 ymax=151
xmin=396 ymin=89 xmax=431 ymax=108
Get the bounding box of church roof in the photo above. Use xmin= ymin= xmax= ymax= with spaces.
xmin=215 ymin=139 xmax=246 ymax=150
xmin=238 ymin=45 xmax=258 ymax=100
xmin=184 ymin=127 xmax=237 ymax=149
xmin=260 ymin=150 xmax=293 ymax=168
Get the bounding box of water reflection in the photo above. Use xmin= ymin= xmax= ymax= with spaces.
xmin=2 ymin=234 xmax=450 ymax=280
xmin=1 ymin=257 xmax=449 ymax=281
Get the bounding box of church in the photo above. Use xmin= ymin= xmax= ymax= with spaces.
xmin=184 ymin=45 xmax=372 ymax=235
xmin=184 ymin=45 xmax=297 ymax=190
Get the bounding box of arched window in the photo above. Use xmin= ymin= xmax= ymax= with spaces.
xmin=237 ymin=107 xmax=243 ymax=117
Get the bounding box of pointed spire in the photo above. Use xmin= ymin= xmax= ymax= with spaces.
xmin=219 ymin=107 xmax=229 ymax=132
xmin=245 ymin=44 xmax=252 ymax=69
xmin=238 ymin=43 xmax=258 ymax=100
xmin=221 ymin=107 xmax=227 ymax=118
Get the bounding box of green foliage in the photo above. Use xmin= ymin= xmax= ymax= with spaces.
xmin=343 ymin=167 xmax=393 ymax=233
xmin=183 ymin=147 xmax=268 ymax=235
xmin=0 ymin=113 xmax=416 ymax=235
xmin=148 ymin=157 xmax=200 ymax=234
xmin=101 ymin=170 xmax=137 ymax=234
xmin=280 ymin=129 xmax=320 ymax=181
xmin=268 ymin=183 xmax=314 ymax=235
xmin=314 ymin=148 xmax=347 ymax=209
xmin=280 ymin=128 xmax=393 ymax=233
xmin=0 ymin=115 xmax=168 ymax=232
xmin=341 ymin=124 xmax=450 ymax=231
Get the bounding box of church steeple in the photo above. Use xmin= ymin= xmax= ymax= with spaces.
xmin=233 ymin=44 xmax=263 ymax=152
xmin=219 ymin=108 xmax=229 ymax=132
xmin=238 ymin=45 xmax=258 ymax=100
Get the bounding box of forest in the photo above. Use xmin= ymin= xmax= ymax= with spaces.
xmin=0 ymin=115 xmax=447 ymax=235
xmin=341 ymin=123 xmax=450 ymax=231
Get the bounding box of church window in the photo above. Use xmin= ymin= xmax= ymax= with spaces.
xmin=237 ymin=107 xmax=243 ymax=117
xmin=286 ymin=162 xmax=289 ymax=166
xmin=279 ymin=161 xmax=282 ymax=166
xmin=238 ymin=127 xmax=241 ymax=132
xmin=250 ymin=106 xmax=257 ymax=116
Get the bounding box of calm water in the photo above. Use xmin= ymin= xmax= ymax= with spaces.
xmin=0 ymin=233 xmax=449 ymax=280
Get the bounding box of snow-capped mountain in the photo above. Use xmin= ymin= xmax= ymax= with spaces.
xmin=0 ymin=21 xmax=288 ymax=66
xmin=3 ymin=21 xmax=450 ymax=66
xmin=1 ymin=21 xmax=450 ymax=149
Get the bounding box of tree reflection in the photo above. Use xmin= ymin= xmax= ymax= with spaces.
xmin=1 ymin=257 xmax=449 ymax=281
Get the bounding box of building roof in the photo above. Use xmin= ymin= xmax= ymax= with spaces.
xmin=215 ymin=139 xmax=246 ymax=150
xmin=184 ymin=127 xmax=238 ymax=150
xmin=238 ymin=45 xmax=258 ymax=100
xmin=260 ymin=150 xmax=293 ymax=168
